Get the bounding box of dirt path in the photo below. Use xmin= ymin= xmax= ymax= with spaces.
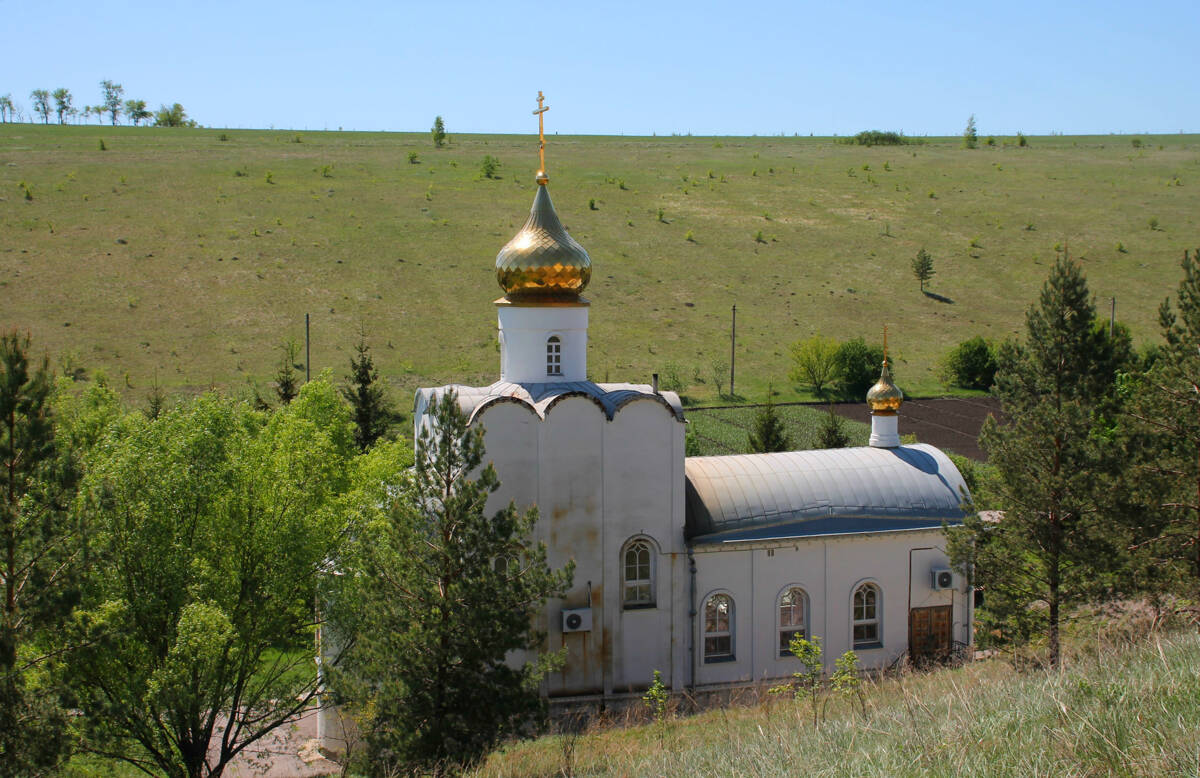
xmin=213 ymin=706 xmax=342 ymax=777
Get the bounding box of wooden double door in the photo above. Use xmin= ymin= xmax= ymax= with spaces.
xmin=909 ymin=605 xmax=952 ymax=661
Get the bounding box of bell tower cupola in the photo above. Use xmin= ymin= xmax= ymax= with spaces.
xmin=867 ymin=326 xmax=904 ymax=448
xmin=494 ymin=92 xmax=592 ymax=383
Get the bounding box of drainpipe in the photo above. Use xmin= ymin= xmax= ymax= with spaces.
xmin=687 ymin=544 xmax=697 ymax=693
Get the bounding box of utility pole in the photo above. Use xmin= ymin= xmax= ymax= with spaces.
xmin=305 ymin=313 xmax=311 ymax=383
xmin=730 ymin=304 xmax=737 ymax=400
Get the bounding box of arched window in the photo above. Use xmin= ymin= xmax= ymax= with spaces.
xmin=493 ymin=554 xmax=517 ymax=576
xmin=853 ymin=583 xmax=881 ymax=648
xmin=546 ymin=336 xmax=562 ymax=376
xmin=778 ymin=587 xmax=809 ymax=657
xmin=703 ymin=593 xmax=734 ymax=662
xmin=622 ymin=539 xmax=654 ymax=608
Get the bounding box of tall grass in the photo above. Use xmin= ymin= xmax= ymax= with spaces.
xmin=473 ymin=629 xmax=1200 ymax=777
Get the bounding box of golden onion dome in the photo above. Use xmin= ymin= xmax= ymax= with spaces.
xmin=866 ymin=360 xmax=904 ymax=414
xmin=496 ymin=183 xmax=591 ymax=299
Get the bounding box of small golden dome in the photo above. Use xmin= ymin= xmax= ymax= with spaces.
xmin=496 ymin=183 xmax=591 ymax=299
xmin=866 ymin=360 xmax=903 ymax=414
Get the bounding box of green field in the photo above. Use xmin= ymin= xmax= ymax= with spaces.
xmin=687 ymin=404 xmax=871 ymax=455
xmin=2 ymin=125 xmax=1197 ymax=406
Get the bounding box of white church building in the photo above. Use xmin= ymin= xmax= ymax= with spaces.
xmin=407 ymin=140 xmax=973 ymax=702
xmin=321 ymin=106 xmax=973 ymax=747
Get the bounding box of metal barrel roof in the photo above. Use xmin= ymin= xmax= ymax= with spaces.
xmin=684 ymin=444 xmax=970 ymax=542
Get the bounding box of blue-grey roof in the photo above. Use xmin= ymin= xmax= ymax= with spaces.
xmin=685 ymin=444 xmax=970 ymax=543
xmin=414 ymin=380 xmax=684 ymax=425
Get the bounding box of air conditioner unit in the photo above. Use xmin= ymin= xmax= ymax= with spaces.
xmin=561 ymin=607 xmax=593 ymax=633
xmin=931 ymin=567 xmax=955 ymax=591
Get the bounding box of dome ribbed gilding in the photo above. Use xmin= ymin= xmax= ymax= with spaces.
xmin=496 ymin=184 xmax=591 ymax=299
xmin=866 ymin=361 xmax=904 ymax=414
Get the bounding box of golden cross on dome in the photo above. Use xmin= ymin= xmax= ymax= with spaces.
xmin=533 ymin=91 xmax=549 ymax=181
xmin=882 ymin=325 xmax=890 ymax=365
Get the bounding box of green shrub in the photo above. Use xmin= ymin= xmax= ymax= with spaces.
xmin=850 ymin=130 xmax=906 ymax=146
xmin=480 ymin=155 xmax=500 ymax=179
xmin=588 ymin=198 xmax=597 ymax=210
xmin=833 ymin=338 xmax=884 ymax=399
xmin=939 ymin=335 xmax=997 ymax=390
xmin=407 ymin=151 xmax=419 ymax=164
xmin=1017 ymin=132 xmax=1028 ymax=147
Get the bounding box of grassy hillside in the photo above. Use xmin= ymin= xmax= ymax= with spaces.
xmin=472 ymin=629 xmax=1200 ymax=777
xmin=1 ymin=125 xmax=1197 ymax=405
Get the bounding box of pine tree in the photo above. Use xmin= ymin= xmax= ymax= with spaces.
xmin=816 ymin=405 xmax=850 ymax=449
xmin=331 ymin=391 xmax=572 ymax=773
xmin=911 ymin=247 xmax=935 ymax=292
xmin=949 ymin=257 xmax=1124 ymax=667
xmin=748 ymin=388 xmax=790 ymax=453
xmin=341 ymin=333 xmax=395 ymax=451
xmin=431 ymin=115 xmax=447 ymax=148
xmin=0 ymin=332 xmax=70 ymax=774
xmin=1124 ymin=249 xmax=1200 ymax=600
xmin=274 ymin=340 xmax=300 ymax=405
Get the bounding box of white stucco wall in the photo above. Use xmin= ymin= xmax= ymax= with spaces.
xmin=497 ymin=302 xmax=589 ymax=383
xmin=473 ymin=391 xmax=685 ymax=698
xmin=691 ymin=529 xmax=968 ymax=686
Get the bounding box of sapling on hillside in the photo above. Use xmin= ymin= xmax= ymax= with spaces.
xmin=770 ymin=634 xmax=824 ymax=728
xmin=643 ymin=669 xmax=670 ymax=744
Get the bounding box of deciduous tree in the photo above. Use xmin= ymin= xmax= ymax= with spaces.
xmin=65 ymin=380 xmax=356 ymax=778
xmin=154 ymin=102 xmax=194 ymax=127
xmin=431 ymin=115 xmax=447 ymax=147
xmin=963 ymin=114 xmax=978 ymax=149
xmin=0 ymin=95 xmax=14 ymax=123
xmin=30 ymin=90 xmax=51 ymax=124
xmin=51 ymin=88 xmax=72 ymax=125
xmin=833 ymin=338 xmax=884 ymax=400
xmin=123 ymin=99 xmax=150 ymax=126
xmin=788 ymin=336 xmax=840 ymax=399
xmin=329 ymin=392 xmax=572 ymax=774
xmin=100 ymin=80 xmax=123 ymax=125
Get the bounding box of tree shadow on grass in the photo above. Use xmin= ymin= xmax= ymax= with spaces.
xmin=923 ymin=290 xmax=955 ymax=304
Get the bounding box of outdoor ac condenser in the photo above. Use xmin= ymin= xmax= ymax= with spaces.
xmin=931 ymin=566 xmax=955 ymax=591
xmin=561 ymin=607 xmax=593 ymax=633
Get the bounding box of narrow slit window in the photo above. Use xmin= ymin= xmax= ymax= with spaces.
xmin=546 ymin=336 xmax=562 ymax=376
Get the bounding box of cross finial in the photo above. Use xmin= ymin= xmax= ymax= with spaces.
xmin=532 ymin=91 xmax=549 ymax=183
xmin=882 ymin=325 xmax=889 ymax=366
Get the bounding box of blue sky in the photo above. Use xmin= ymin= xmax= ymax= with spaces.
xmin=5 ymin=0 xmax=1196 ymax=135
